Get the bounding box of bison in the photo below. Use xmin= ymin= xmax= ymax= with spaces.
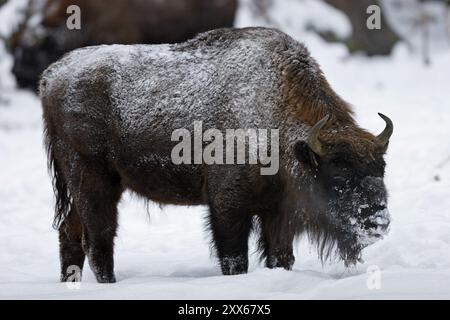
xmin=40 ymin=27 xmax=393 ymax=283
xmin=10 ymin=0 xmax=238 ymax=89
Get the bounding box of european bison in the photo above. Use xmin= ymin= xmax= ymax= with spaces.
xmin=40 ymin=27 xmax=393 ymax=283
xmin=10 ymin=0 xmax=238 ymax=89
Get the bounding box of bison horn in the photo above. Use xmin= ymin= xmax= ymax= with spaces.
xmin=307 ymin=115 xmax=329 ymax=157
xmin=377 ymin=113 xmax=393 ymax=146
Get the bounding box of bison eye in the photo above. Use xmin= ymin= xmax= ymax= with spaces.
xmin=331 ymin=158 xmax=342 ymax=165
xmin=329 ymin=176 xmax=348 ymax=194
xmin=333 ymin=176 xmax=347 ymax=185
xmin=331 ymin=175 xmax=350 ymax=190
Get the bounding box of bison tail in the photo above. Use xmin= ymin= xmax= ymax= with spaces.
xmin=44 ymin=122 xmax=72 ymax=230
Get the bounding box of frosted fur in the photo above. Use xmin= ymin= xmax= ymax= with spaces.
xmin=40 ymin=29 xmax=290 ymax=136
xmin=40 ymin=28 xmax=316 ymax=181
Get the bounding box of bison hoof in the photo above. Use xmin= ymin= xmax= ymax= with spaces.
xmin=266 ymin=253 xmax=295 ymax=270
xmin=95 ymin=274 xmax=116 ymax=283
xmin=220 ymin=256 xmax=248 ymax=275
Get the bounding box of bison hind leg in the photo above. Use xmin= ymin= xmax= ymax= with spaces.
xmin=45 ymin=134 xmax=85 ymax=281
xmin=59 ymin=151 xmax=123 ymax=284
xmin=59 ymin=206 xmax=85 ymax=282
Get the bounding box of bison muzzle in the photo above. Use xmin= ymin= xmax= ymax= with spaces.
xmin=39 ymin=27 xmax=393 ymax=283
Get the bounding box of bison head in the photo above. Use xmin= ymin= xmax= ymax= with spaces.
xmin=295 ymin=113 xmax=393 ymax=265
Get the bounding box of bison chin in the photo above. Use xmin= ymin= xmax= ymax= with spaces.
xmin=315 ymin=210 xmax=390 ymax=267
xmin=311 ymin=179 xmax=391 ymax=267
xmin=329 ymin=201 xmax=390 ymax=266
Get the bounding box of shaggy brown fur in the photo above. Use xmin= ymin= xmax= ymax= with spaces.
xmin=278 ymin=40 xmax=385 ymax=162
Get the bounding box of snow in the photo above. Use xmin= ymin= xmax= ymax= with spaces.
xmin=1 ymin=0 xmax=450 ymax=299
xmin=0 ymin=0 xmax=31 ymax=37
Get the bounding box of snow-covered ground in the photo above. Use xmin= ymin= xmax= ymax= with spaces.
xmin=1 ymin=0 xmax=450 ymax=299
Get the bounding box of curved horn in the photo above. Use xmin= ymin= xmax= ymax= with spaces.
xmin=377 ymin=113 xmax=393 ymax=146
xmin=307 ymin=115 xmax=329 ymax=156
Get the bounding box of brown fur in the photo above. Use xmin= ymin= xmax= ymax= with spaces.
xmin=278 ymin=41 xmax=384 ymax=161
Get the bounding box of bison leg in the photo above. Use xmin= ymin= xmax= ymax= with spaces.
xmin=259 ymin=214 xmax=295 ymax=270
xmin=69 ymin=158 xmax=123 ymax=283
xmin=59 ymin=206 xmax=85 ymax=282
xmin=208 ymin=207 xmax=253 ymax=275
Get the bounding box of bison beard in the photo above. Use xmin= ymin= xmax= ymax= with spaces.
xmin=40 ymin=27 xmax=393 ymax=282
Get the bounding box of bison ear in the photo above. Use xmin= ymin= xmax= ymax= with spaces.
xmin=294 ymin=141 xmax=319 ymax=167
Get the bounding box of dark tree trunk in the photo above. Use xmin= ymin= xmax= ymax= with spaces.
xmin=324 ymin=0 xmax=400 ymax=56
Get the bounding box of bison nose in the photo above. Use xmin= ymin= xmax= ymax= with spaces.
xmin=360 ymin=204 xmax=390 ymax=231
xmin=359 ymin=204 xmax=386 ymax=219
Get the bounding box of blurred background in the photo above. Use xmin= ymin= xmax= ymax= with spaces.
xmin=1 ymin=0 xmax=449 ymax=90
xmin=0 ymin=0 xmax=450 ymax=299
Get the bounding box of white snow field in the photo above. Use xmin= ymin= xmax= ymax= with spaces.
xmin=1 ymin=0 xmax=450 ymax=299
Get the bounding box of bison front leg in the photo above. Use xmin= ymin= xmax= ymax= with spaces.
xmin=208 ymin=207 xmax=253 ymax=275
xmin=259 ymin=213 xmax=295 ymax=270
xmin=59 ymin=206 xmax=85 ymax=282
